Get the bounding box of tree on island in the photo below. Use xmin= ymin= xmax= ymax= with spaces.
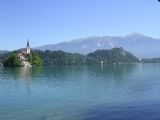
xmin=3 ymin=52 xmax=43 ymax=67
xmin=28 ymin=51 xmax=43 ymax=66
xmin=3 ymin=54 xmax=22 ymax=67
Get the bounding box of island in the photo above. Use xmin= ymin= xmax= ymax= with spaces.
xmin=1 ymin=41 xmax=42 ymax=67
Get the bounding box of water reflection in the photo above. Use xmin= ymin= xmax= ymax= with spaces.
xmin=1 ymin=64 xmax=138 ymax=89
xmin=1 ymin=64 xmax=160 ymax=120
xmin=86 ymin=64 xmax=137 ymax=85
xmin=1 ymin=64 xmax=137 ymax=80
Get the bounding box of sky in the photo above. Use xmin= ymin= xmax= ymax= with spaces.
xmin=0 ymin=0 xmax=160 ymax=50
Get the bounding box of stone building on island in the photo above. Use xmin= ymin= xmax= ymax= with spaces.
xmin=18 ymin=40 xmax=32 ymax=67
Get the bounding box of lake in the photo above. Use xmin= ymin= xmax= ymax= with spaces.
xmin=0 ymin=64 xmax=160 ymax=120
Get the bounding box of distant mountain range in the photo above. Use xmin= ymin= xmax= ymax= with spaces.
xmin=0 ymin=50 xmax=9 ymax=55
xmin=36 ymin=33 xmax=160 ymax=58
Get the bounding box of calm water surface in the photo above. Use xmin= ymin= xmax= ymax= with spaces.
xmin=0 ymin=64 xmax=160 ymax=120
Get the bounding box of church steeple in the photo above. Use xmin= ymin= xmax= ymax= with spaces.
xmin=26 ymin=40 xmax=30 ymax=54
xmin=27 ymin=40 xmax=30 ymax=48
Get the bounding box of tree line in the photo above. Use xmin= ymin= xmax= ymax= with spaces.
xmin=0 ymin=47 xmax=142 ymax=67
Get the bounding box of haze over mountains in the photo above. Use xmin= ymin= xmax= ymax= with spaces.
xmin=0 ymin=50 xmax=9 ymax=55
xmin=36 ymin=33 xmax=160 ymax=58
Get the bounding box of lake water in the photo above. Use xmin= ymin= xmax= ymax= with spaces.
xmin=0 ymin=64 xmax=160 ymax=120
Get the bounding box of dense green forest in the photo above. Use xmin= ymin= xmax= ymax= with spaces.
xmin=28 ymin=52 xmax=43 ymax=66
xmin=87 ymin=47 xmax=139 ymax=64
xmin=3 ymin=54 xmax=22 ymax=67
xmin=1 ymin=47 xmax=155 ymax=67
xmin=30 ymin=48 xmax=139 ymax=65
xmin=33 ymin=50 xmax=94 ymax=65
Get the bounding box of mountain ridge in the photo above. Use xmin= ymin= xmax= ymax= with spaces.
xmin=36 ymin=33 xmax=160 ymax=58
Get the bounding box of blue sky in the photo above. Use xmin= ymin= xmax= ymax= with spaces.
xmin=0 ymin=0 xmax=160 ymax=50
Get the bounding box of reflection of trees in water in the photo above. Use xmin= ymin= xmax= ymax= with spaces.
xmin=2 ymin=67 xmax=33 ymax=96
xmin=86 ymin=64 xmax=139 ymax=84
xmin=2 ymin=67 xmax=31 ymax=80
xmin=31 ymin=67 xmax=43 ymax=78
xmin=39 ymin=65 xmax=88 ymax=82
xmin=19 ymin=67 xmax=32 ymax=96
xmin=30 ymin=65 xmax=138 ymax=82
xmin=1 ymin=65 xmax=139 ymax=95
xmin=2 ymin=64 xmax=138 ymax=82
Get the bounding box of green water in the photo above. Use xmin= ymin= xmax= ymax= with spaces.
xmin=0 ymin=64 xmax=160 ymax=120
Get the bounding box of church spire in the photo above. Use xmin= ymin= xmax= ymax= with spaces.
xmin=26 ymin=39 xmax=30 ymax=54
xmin=27 ymin=40 xmax=30 ymax=48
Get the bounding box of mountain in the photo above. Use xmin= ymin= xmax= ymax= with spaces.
xmin=87 ymin=47 xmax=139 ymax=64
xmin=0 ymin=50 xmax=9 ymax=55
xmin=36 ymin=33 xmax=160 ymax=58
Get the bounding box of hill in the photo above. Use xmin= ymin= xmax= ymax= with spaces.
xmin=87 ymin=47 xmax=139 ymax=64
xmin=36 ymin=33 xmax=160 ymax=58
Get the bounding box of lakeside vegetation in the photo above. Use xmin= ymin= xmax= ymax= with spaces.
xmin=1 ymin=47 xmax=160 ymax=67
xmin=28 ymin=52 xmax=43 ymax=66
xmin=32 ymin=50 xmax=101 ymax=65
xmin=0 ymin=50 xmax=43 ymax=67
xmin=3 ymin=54 xmax=22 ymax=67
xmin=0 ymin=47 xmax=138 ymax=67
xmin=88 ymin=47 xmax=139 ymax=64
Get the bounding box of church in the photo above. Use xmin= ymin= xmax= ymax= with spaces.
xmin=18 ymin=40 xmax=32 ymax=67
xmin=26 ymin=40 xmax=30 ymax=54
xmin=18 ymin=40 xmax=30 ymax=60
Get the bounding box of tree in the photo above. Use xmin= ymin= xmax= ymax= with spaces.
xmin=3 ymin=54 xmax=22 ymax=67
xmin=28 ymin=52 xmax=43 ymax=66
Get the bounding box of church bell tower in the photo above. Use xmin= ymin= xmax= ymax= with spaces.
xmin=26 ymin=40 xmax=30 ymax=54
